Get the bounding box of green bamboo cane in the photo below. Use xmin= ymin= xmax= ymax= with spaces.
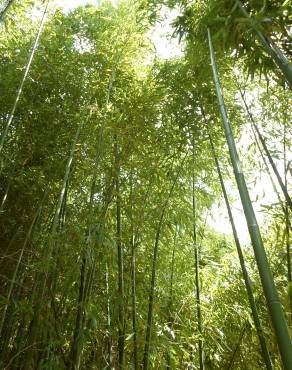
xmin=165 ymin=226 xmax=177 ymax=370
xmin=105 ymin=261 xmax=113 ymax=368
xmin=235 ymin=0 xmax=292 ymax=89
xmin=143 ymin=157 xmax=186 ymax=370
xmin=192 ymin=137 xmax=204 ymax=370
xmin=71 ymin=70 xmax=116 ymax=370
xmin=237 ymin=86 xmax=292 ymax=212
xmin=204 ymin=120 xmax=273 ymax=369
xmin=115 ymin=137 xmax=125 ymax=370
xmin=283 ymin=124 xmax=292 ymax=317
xmin=0 ymin=176 xmax=11 ymax=213
xmin=227 ymin=252 xmax=292 ymax=369
xmin=130 ymin=166 xmax=138 ymax=370
xmin=0 ymin=194 xmax=46 ymax=338
xmin=0 ymin=0 xmax=14 ymax=22
xmin=208 ymin=28 xmax=292 ymax=370
xmin=0 ymin=0 xmax=50 ymax=157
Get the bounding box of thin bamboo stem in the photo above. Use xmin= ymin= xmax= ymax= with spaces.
xmin=0 ymin=0 xmax=14 ymax=22
xmin=0 ymin=0 xmax=50 ymax=156
xmin=238 ymin=86 xmax=292 ymax=212
xmin=130 ymin=167 xmax=138 ymax=370
xmin=143 ymin=158 xmax=186 ymax=370
xmin=208 ymin=28 xmax=292 ymax=370
xmin=0 ymin=192 xmax=46 ymax=338
xmin=235 ymin=0 xmax=292 ymax=89
xmin=115 ymin=138 xmax=125 ymax=370
xmin=192 ymin=138 xmax=204 ymax=370
xmin=166 ymin=227 xmax=177 ymax=370
xmin=205 ymin=120 xmax=273 ymax=370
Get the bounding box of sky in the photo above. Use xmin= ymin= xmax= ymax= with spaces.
xmin=53 ymin=0 xmax=287 ymax=246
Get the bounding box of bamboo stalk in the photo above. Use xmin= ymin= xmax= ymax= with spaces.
xmin=115 ymin=137 xmax=125 ymax=370
xmin=0 ymin=0 xmax=14 ymax=22
xmin=130 ymin=167 xmax=138 ymax=370
xmin=71 ymin=70 xmax=116 ymax=370
xmin=235 ymin=0 xmax=292 ymax=89
xmin=166 ymin=227 xmax=177 ymax=370
xmin=208 ymin=28 xmax=292 ymax=370
xmin=143 ymin=158 xmax=186 ymax=370
xmin=105 ymin=262 xmax=113 ymax=369
xmin=283 ymin=123 xmax=292 ymax=317
xmin=238 ymin=86 xmax=292 ymax=212
xmin=0 ymin=0 xmax=50 ymax=156
xmin=192 ymin=137 xmax=204 ymax=370
xmin=204 ymin=114 xmax=273 ymax=369
xmin=0 ymin=194 xmax=46 ymax=338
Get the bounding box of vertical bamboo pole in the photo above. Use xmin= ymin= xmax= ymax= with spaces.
xmin=0 ymin=0 xmax=14 ymax=21
xmin=204 ymin=117 xmax=273 ymax=369
xmin=143 ymin=159 xmax=185 ymax=370
xmin=192 ymin=137 xmax=204 ymax=370
xmin=0 ymin=0 xmax=50 ymax=156
xmin=208 ymin=28 xmax=292 ymax=369
xmin=238 ymin=86 xmax=292 ymax=212
xmin=130 ymin=167 xmax=138 ymax=370
xmin=115 ymin=138 xmax=125 ymax=370
xmin=166 ymin=226 xmax=177 ymax=370
xmin=235 ymin=0 xmax=292 ymax=89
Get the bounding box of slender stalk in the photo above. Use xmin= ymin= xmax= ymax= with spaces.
xmin=166 ymin=227 xmax=177 ymax=370
xmin=115 ymin=138 xmax=125 ymax=370
xmin=130 ymin=168 xmax=138 ymax=370
xmin=250 ymin=124 xmax=288 ymax=218
xmin=192 ymin=138 xmax=204 ymax=370
xmin=0 ymin=176 xmax=11 ymax=213
xmin=105 ymin=262 xmax=113 ymax=369
xmin=226 ymin=322 xmax=249 ymax=370
xmin=0 ymin=0 xmax=14 ymax=22
xmin=143 ymin=158 xmax=185 ymax=370
xmin=142 ymin=205 xmax=165 ymax=370
xmin=208 ymin=28 xmax=292 ymax=370
xmin=235 ymin=0 xmax=292 ymax=89
xmin=70 ymin=70 xmax=116 ymax=370
xmin=238 ymin=86 xmax=292 ymax=212
xmin=0 ymin=0 xmax=50 ymax=156
xmin=204 ymin=119 xmax=273 ymax=369
xmin=0 ymin=194 xmax=46 ymax=337
xmin=50 ymin=120 xmax=83 ymax=244
xmin=283 ymin=124 xmax=292 ymax=316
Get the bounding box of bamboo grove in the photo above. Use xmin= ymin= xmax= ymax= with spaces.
xmin=0 ymin=0 xmax=291 ymax=369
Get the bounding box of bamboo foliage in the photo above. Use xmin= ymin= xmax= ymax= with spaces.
xmin=0 ymin=2 xmax=291 ymax=369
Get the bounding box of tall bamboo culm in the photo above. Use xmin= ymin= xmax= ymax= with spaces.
xmin=208 ymin=28 xmax=292 ymax=370
xmin=0 ymin=0 xmax=14 ymax=22
xmin=143 ymin=160 xmax=185 ymax=370
xmin=0 ymin=0 xmax=50 ymax=157
xmin=235 ymin=0 xmax=292 ymax=89
xmin=192 ymin=137 xmax=204 ymax=370
xmin=237 ymin=86 xmax=292 ymax=212
xmin=203 ymin=113 xmax=273 ymax=369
